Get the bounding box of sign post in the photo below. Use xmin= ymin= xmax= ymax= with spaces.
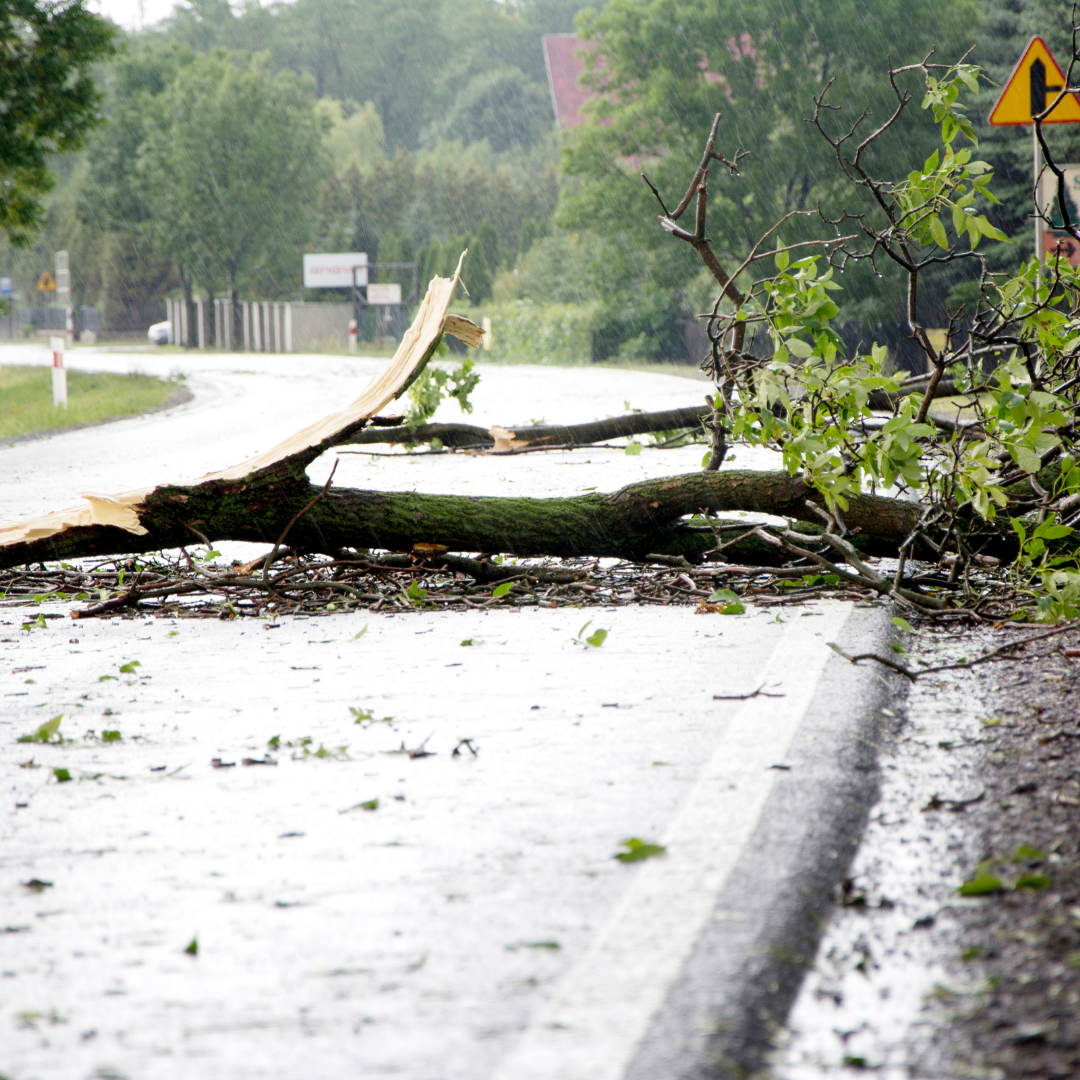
xmin=0 ymin=276 xmax=12 ymax=340
xmin=50 ymin=336 xmax=67 ymax=408
xmin=55 ymin=250 xmax=73 ymax=346
xmin=988 ymin=36 xmax=1080 ymax=263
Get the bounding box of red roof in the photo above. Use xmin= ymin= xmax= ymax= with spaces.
xmin=542 ymin=34 xmax=596 ymax=129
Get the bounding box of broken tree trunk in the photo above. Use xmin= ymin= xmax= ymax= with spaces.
xmin=0 ymin=455 xmax=1017 ymax=571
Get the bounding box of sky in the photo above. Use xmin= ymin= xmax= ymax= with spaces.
xmin=88 ymin=0 xmax=180 ymax=32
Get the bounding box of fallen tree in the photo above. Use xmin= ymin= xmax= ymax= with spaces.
xmin=0 ymin=460 xmax=941 ymax=573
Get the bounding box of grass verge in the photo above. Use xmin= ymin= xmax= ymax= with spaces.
xmin=0 ymin=365 xmax=184 ymax=440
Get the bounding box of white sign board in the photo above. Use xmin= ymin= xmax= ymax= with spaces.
xmin=303 ymin=252 xmax=368 ymax=289
xmin=0 ymin=276 xmax=13 ymax=296
xmin=366 ymin=282 xmax=402 ymax=305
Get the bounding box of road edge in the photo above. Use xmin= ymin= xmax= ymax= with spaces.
xmin=624 ymin=603 xmax=901 ymax=1079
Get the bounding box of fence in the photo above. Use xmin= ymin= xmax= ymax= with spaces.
xmin=1 ymin=306 xmax=100 ymax=341
xmin=165 ymin=299 xmax=362 ymax=352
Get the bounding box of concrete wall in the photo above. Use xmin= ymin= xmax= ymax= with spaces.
xmin=165 ymin=299 xmax=355 ymax=352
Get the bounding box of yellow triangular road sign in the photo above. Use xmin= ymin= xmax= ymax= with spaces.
xmin=36 ymin=271 xmax=56 ymax=291
xmin=989 ymin=36 xmax=1080 ymax=125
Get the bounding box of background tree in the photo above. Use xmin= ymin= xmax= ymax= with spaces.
xmin=0 ymin=0 xmax=116 ymax=246
xmin=553 ymin=0 xmax=982 ymax=359
xmin=137 ymin=50 xmax=329 ymax=339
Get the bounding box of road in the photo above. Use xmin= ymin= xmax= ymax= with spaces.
xmin=0 ymin=343 xmax=894 ymax=1079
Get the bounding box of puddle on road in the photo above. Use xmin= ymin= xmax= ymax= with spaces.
xmin=773 ymin=639 xmax=999 ymax=1079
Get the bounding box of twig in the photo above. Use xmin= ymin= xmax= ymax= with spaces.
xmin=713 ymin=683 xmax=786 ymax=700
xmin=827 ymin=622 xmax=1079 ymax=681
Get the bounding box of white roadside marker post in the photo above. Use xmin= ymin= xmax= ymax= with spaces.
xmin=348 ymin=317 xmax=357 ymax=353
xmin=51 ymin=336 xmax=67 ymax=408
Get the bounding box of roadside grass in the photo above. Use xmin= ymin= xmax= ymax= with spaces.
xmin=0 ymin=365 xmax=182 ymax=440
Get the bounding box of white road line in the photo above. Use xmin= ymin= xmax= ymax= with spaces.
xmin=491 ymin=604 xmax=852 ymax=1080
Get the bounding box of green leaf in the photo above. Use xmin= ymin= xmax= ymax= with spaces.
xmin=492 ymin=582 xmax=513 ymax=598
xmin=1034 ymin=524 xmax=1073 ymax=541
xmin=353 ymin=624 xmax=369 ymax=640
xmin=624 ymin=441 xmax=642 ymax=456
xmin=891 ymin=616 xmax=915 ymax=633
xmin=1014 ymin=844 xmax=1045 ymax=861
xmin=708 ymin=588 xmax=739 ymax=602
xmin=585 ymin=628 xmax=608 ymax=647
xmin=774 ymin=247 xmax=790 ymax=271
xmin=53 ymin=768 xmax=72 ymax=783
xmin=1014 ymin=873 xmax=1050 ymax=890
xmin=706 ymin=587 xmax=744 ymax=614
xmin=975 ymin=216 xmax=1009 ymax=243
xmin=101 ymin=730 xmax=122 ymax=743
xmin=929 ymin=214 xmax=949 ymax=249
xmin=17 ymin=715 xmax=63 ymax=744
xmin=958 ymin=866 xmax=1005 ymax=896
xmin=119 ymin=661 xmax=141 ymax=675
xmin=1012 ymin=446 xmax=1043 ymax=474
xmin=614 ymin=837 xmax=666 ymax=863
xmin=184 ymin=938 xmax=198 ymax=956
xmin=267 ymin=735 xmax=281 ymax=750
xmin=787 ymin=337 xmax=814 ymax=358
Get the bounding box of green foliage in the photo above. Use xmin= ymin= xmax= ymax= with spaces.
xmin=53 ymin=768 xmax=72 ymax=784
xmin=137 ymin=50 xmax=329 ymax=299
xmin=0 ymin=0 xmax=117 ymax=245
xmin=706 ymin=589 xmax=745 ymax=615
xmin=557 ymin=0 xmax=982 ymax=352
xmin=349 ymin=706 xmax=393 ymax=726
xmin=958 ymin=863 xmax=1006 ymax=896
xmin=17 ymin=716 xmax=63 ymax=745
xmin=477 ymin=300 xmax=596 ymax=364
xmin=405 ymin=356 xmax=480 ymax=428
xmin=576 ymin=621 xmax=608 ymax=647
xmin=959 ymin=846 xmax=1052 ymax=895
xmin=184 ymin=937 xmax=198 ymax=956
xmin=614 ymin=837 xmax=666 ymax=863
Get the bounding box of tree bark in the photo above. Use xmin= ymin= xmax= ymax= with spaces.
xmin=338 ymin=405 xmax=714 ymax=451
xmin=0 ymin=464 xmax=974 ymax=572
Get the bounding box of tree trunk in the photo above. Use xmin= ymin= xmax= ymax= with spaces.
xmin=181 ymin=264 xmax=195 ymax=349
xmin=1 ymin=465 xmax=996 ymax=573
xmin=228 ymin=271 xmax=241 ymax=350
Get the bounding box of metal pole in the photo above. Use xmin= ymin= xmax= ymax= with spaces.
xmin=1035 ymin=125 xmax=1045 ymax=265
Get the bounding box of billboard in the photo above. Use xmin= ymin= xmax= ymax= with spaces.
xmin=367 ymin=283 xmax=402 ymax=305
xmin=303 ymin=253 xmax=368 ymax=289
